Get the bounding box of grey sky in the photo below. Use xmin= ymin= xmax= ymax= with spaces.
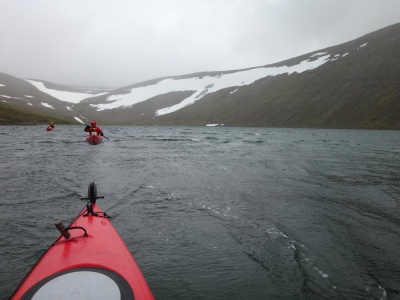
xmin=1 ymin=0 xmax=399 ymax=88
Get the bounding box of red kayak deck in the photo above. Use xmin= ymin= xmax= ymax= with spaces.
xmin=11 ymin=204 xmax=154 ymax=299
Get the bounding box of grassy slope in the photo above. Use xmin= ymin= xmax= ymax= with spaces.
xmin=152 ymin=24 xmax=400 ymax=129
xmin=0 ymin=102 xmax=74 ymax=125
xmin=1 ymin=24 xmax=399 ymax=129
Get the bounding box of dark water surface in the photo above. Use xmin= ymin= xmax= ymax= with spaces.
xmin=1 ymin=126 xmax=399 ymax=299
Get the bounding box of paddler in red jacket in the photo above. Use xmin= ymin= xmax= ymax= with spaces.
xmin=84 ymin=120 xmax=104 ymax=136
xmin=47 ymin=121 xmax=55 ymax=131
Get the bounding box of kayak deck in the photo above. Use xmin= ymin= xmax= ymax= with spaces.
xmin=11 ymin=203 xmax=154 ymax=299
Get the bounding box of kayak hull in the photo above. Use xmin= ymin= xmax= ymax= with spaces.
xmin=46 ymin=127 xmax=54 ymax=131
xmin=10 ymin=204 xmax=154 ymax=300
xmin=86 ymin=134 xmax=103 ymax=145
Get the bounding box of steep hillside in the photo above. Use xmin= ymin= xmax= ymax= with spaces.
xmin=0 ymin=102 xmax=72 ymax=125
xmin=0 ymin=73 xmax=86 ymax=124
xmin=143 ymin=23 xmax=400 ymax=128
xmin=0 ymin=23 xmax=399 ymax=129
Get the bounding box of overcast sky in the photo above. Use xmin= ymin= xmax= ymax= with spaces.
xmin=1 ymin=0 xmax=399 ymax=88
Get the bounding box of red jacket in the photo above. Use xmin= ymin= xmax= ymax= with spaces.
xmin=84 ymin=125 xmax=103 ymax=136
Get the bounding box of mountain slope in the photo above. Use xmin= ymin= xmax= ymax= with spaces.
xmin=0 ymin=23 xmax=399 ymax=128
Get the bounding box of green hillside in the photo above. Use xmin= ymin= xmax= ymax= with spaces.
xmin=0 ymin=102 xmax=74 ymax=125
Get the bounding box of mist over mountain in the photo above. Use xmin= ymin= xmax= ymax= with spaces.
xmin=1 ymin=23 xmax=399 ymax=129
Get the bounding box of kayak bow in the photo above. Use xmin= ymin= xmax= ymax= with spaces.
xmin=10 ymin=183 xmax=154 ymax=300
xmin=86 ymin=132 xmax=103 ymax=145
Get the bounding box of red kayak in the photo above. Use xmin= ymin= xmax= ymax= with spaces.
xmin=46 ymin=126 xmax=54 ymax=131
xmin=86 ymin=132 xmax=103 ymax=145
xmin=10 ymin=183 xmax=154 ymax=300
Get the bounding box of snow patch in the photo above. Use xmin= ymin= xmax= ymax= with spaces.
xmin=1 ymin=95 xmax=22 ymax=100
xmin=310 ymin=52 xmax=327 ymax=57
xmin=156 ymin=55 xmax=330 ymax=116
xmin=331 ymin=54 xmax=341 ymax=61
xmin=357 ymin=43 xmax=368 ymax=50
xmin=41 ymin=102 xmax=54 ymax=109
xmin=25 ymin=80 xmax=107 ymax=104
xmin=91 ymin=54 xmax=330 ymax=115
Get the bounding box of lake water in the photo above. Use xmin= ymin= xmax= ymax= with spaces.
xmin=1 ymin=125 xmax=399 ymax=299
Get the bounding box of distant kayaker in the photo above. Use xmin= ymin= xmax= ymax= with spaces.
xmin=47 ymin=122 xmax=55 ymax=131
xmin=84 ymin=120 xmax=104 ymax=136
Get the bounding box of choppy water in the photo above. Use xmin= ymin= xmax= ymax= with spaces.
xmin=1 ymin=125 xmax=399 ymax=299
